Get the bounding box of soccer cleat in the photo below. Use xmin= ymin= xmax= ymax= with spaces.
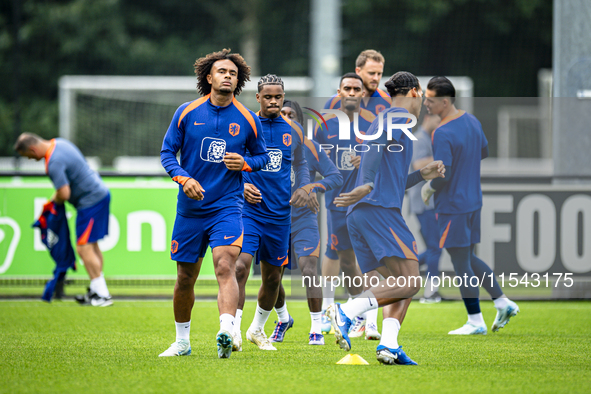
xmin=90 ymin=294 xmax=113 ymax=307
xmin=76 ymin=289 xmax=113 ymax=307
xmin=448 ymin=322 xmax=487 ymax=335
xmin=75 ymin=287 xmax=92 ymax=304
xmin=492 ymin=301 xmax=520 ymax=332
xmin=158 ymin=339 xmax=191 ymax=357
xmin=309 ymin=332 xmax=325 ymax=345
xmin=365 ymin=322 xmax=381 ymax=340
xmin=376 ymin=345 xmax=417 ymax=365
xmin=246 ymin=327 xmax=277 ymax=350
xmin=216 ymin=330 xmax=233 ymax=359
xmin=269 ymin=315 xmax=294 ymax=343
xmin=321 ymin=310 xmax=333 ymax=334
xmin=326 ymin=303 xmax=352 ymax=351
xmin=348 ymin=316 xmax=366 ymax=338
xmin=232 ymin=330 xmax=242 ymax=352
xmin=420 ymin=291 xmax=442 ymax=304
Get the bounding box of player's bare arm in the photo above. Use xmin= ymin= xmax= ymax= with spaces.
xmin=413 ymin=156 xmax=434 ymax=171
xmin=420 ymin=160 xmax=445 ymax=180
xmin=244 ymin=183 xmax=262 ymax=204
xmin=333 ymin=184 xmax=373 ymax=207
xmin=222 ymin=152 xmax=246 ymax=171
xmin=52 ymin=184 xmax=71 ymax=204
xmin=351 ymin=155 xmax=361 ymax=169
xmin=183 ymin=178 xmax=205 ymax=201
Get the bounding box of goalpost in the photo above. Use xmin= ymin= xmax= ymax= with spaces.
xmin=58 ymin=76 xmax=313 ymax=168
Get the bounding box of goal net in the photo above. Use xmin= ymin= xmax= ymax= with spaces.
xmin=58 ymin=76 xmax=313 ymax=168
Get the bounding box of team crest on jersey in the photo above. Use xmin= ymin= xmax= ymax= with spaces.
xmin=262 ymin=149 xmax=282 ymax=172
xmin=337 ymin=149 xmax=356 ymax=171
xmin=375 ymin=104 xmax=386 ymax=114
xmin=47 ymin=229 xmax=59 ymax=249
xmin=229 ymin=123 xmax=240 ymax=136
xmin=283 ymin=133 xmax=292 ymax=147
xmin=200 ymin=137 xmax=226 ymax=163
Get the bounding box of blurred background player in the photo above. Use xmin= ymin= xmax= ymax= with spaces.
xmin=271 ymin=99 xmax=343 ymax=345
xmin=15 ymin=133 xmax=112 ymax=307
xmin=422 ymin=76 xmax=519 ymax=335
xmin=159 ymin=49 xmax=269 ymax=358
xmin=330 ymin=71 xmax=445 ymax=365
xmin=325 ymin=49 xmax=391 ymax=116
xmin=234 ymin=75 xmax=310 ymax=351
xmin=408 ymin=113 xmax=443 ymax=303
xmin=315 ymin=73 xmax=382 ymax=340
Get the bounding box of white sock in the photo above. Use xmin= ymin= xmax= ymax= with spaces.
xmin=175 ymin=321 xmax=191 ymax=341
xmin=493 ymin=297 xmax=510 ymax=309
xmin=424 ymin=277 xmax=439 ymax=298
xmin=365 ymin=307 xmax=378 ymax=327
xmin=249 ymin=303 xmax=271 ymax=331
xmin=468 ymin=313 xmax=485 ymax=326
xmin=90 ymin=273 xmax=110 ymax=298
xmin=322 ymin=284 xmax=335 ymax=311
xmin=379 ymin=318 xmax=400 ymax=349
xmin=340 ymin=290 xmax=378 ymax=320
xmin=219 ymin=313 xmax=235 ymax=334
xmin=275 ymin=304 xmax=290 ymax=323
xmin=322 ymin=280 xmax=336 ymax=311
xmin=234 ymin=309 xmax=243 ymax=334
xmin=310 ymin=312 xmax=322 ymax=334
xmin=353 ymin=293 xmax=367 ymax=321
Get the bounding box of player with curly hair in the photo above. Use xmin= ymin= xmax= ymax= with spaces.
xmin=159 ymin=49 xmax=269 ymax=359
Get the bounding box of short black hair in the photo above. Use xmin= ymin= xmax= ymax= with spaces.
xmin=427 ymin=76 xmax=456 ymax=104
xmin=339 ymin=72 xmax=363 ymax=88
xmin=282 ymin=99 xmax=304 ymax=125
xmin=385 ymin=71 xmax=420 ymax=97
xmin=258 ymin=74 xmax=284 ymax=92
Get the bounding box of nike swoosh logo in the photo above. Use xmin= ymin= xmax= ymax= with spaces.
xmin=194 ymin=122 xmax=205 ymax=125
xmin=304 ymin=247 xmax=314 ymax=251
xmin=224 ymin=236 xmax=235 ymax=240
xmin=393 ymin=353 xmax=398 ymax=359
xmin=327 ymin=134 xmax=337 ymax=139
xmin=277 ymin=256 xmax=286 ymax=260
xmin=369 ymin=299 xmax=373 ymax=307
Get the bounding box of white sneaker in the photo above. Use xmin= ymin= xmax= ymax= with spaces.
xmin=232 ymin=330 xmax=242 ymax=352
xmin=246 ymin=327 xmax=276 ymax=350
xmin=348 ymin=316 xmax=366 ymax=338
xmin=448 ymin=322 xmax=487 ymax=335
xmin=492 ymin=300 xmax=520 ymax=332
xmin=158 ymin=339 xmax=191 ymax=357
xmin=365 ymin=322 xmax=381 ymax=340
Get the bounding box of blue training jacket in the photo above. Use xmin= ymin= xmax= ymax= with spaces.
xmin=161 ymin=95 xmax=269 ymax=218
xmin=243 ymin=114 xmax=310 ymax=225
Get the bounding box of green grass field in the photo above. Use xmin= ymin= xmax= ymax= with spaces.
xmin=1 ymin=300 xmax=590 ymax=394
